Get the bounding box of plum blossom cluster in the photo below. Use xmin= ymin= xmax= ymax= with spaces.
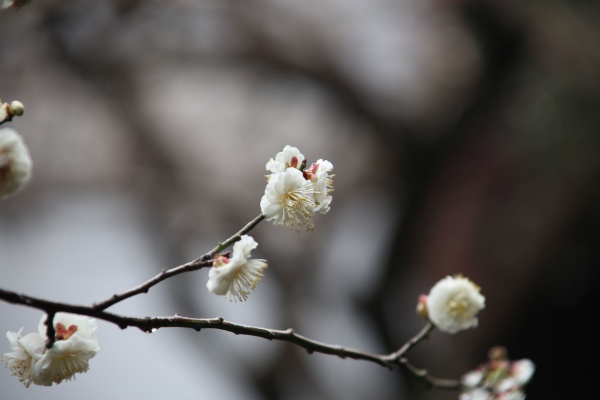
xmin=415 ymin=278 xmax=533 ymax=398
xmin=0 ymin=127 xmax=32 ymax=199
xmin=260 ymin=145 xmax=334 ymax=231
xmin=206 ymin=235 xmax=268 ymax=302
xmin=460 ymin=346 xmax=535 ymax=400
xmin=2 ymin=313 xmax=99 ymax=387
xmin=206 ymin=145 xmax=333 ymax=302
xmin=417 ymin=274 xmax=486 ymax=334
xmin=0 ymin=137 xmax=536 ymax=399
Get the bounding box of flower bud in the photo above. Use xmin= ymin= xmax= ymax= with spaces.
xmin=8 ymin=101 xmax=24 ymax=116
xmin=416 ymin=294 xmax=429 ymax=319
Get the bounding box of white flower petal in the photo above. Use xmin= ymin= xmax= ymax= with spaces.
xmin=461 ymin=369 xmax=484 ymax=388
xmin=225 ymin=259 xmax=268 ymax=302
xmin=266 ymin=145 xmax=305 ymax=173
xmin=304 ymin=159 xmax=334 ymax=214
xmin=260 ymin=169 xmax=315 ymax=231
xmin=38 ymin=313 xmax=98 ymax=340
xmin=232 ymin=234 xmax=258 ymax=261
xmin=511 ymin=359 xmax=535 ymax=386
xmin=0 ymin=128 xmax=32 ymax=199
xmin=2 ymin=329 xmax=45 ymax=388
xmin=32 ymin=313 xmax=99 ymax=386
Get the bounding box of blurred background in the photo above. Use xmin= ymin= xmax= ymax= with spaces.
xmin=1 ymin=0 xmax=598 ymax=399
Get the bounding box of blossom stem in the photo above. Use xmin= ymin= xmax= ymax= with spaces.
xmin=384 ymin=321 xmax=435 ymax=362
xmin=91 ymin=213 xmax=265 ymax=310
xmin=399 ymin=358 xmax=461 ymax=390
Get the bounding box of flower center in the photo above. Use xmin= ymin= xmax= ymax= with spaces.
xmin=55 ymin=323 xmax=78 ymax=341
xmin=213 ymin=254 xmax=230 ymax=268
xmin=446 ymin=293 xmax=473 ymax=318
xmin=282 ymin=189 xmax=315 ymax=230
xmin=447 ymin=299 xmax=467 ymax=314
xmin=291 ymin=157 xmax=299 ymax=169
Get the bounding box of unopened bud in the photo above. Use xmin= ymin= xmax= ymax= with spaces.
xmin=8 ymin=101 xmax=24 ymax=116
xmin=416 ymin=294 xmax=429 ymax=319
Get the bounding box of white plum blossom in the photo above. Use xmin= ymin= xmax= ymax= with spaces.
xmin=459 ymin=347 xmax=535 ymax=400
xmin=462 ymin=369 xmax=485 ymax=388
xmin=509 ymin=359 xmax=535 ymax=387
xmin=303 ymin=159 xmax=334 ymax=214
xmin=2 ymin=313 xmax=99 ymax=387
xmin=261 ymin=146 xmax=334 ymax=230
xmin=261 ymin=168 xmax=316 ymax=231
xmin=32 ymin=313 xmax=100 ymax=386
xmin=425 ymin=275 xmax=485 ymax=334
xmin=3 ymin=329 xmax=45 ymax=388
xmin=1 ymin=0 xmax=14 ymax=9
xmin=265 ymin=145 xmax=305 ymax=174
xmin=0 ymin=127 xmax=32 ymax=199
xmin=207 ymin=235 xmax=268 ymax=302
xmin=494 ymin=359 xmax=535 ymax=396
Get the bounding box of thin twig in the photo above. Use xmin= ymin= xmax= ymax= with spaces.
xmin=383 ymin=322 xmax=434 ymax=362
xmin=92 ymin=213 xmax=265 ymax=310
xmin=92 ymin=257 xmax=213 ymax=310
xmin=399 ymin=358 xmax=462 ymax=390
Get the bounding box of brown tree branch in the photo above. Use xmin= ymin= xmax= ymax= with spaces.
xmin=0 ymin=286 xmax=458 ymax=390
xmin=0 ymin=211 xmax=462 ymax=390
